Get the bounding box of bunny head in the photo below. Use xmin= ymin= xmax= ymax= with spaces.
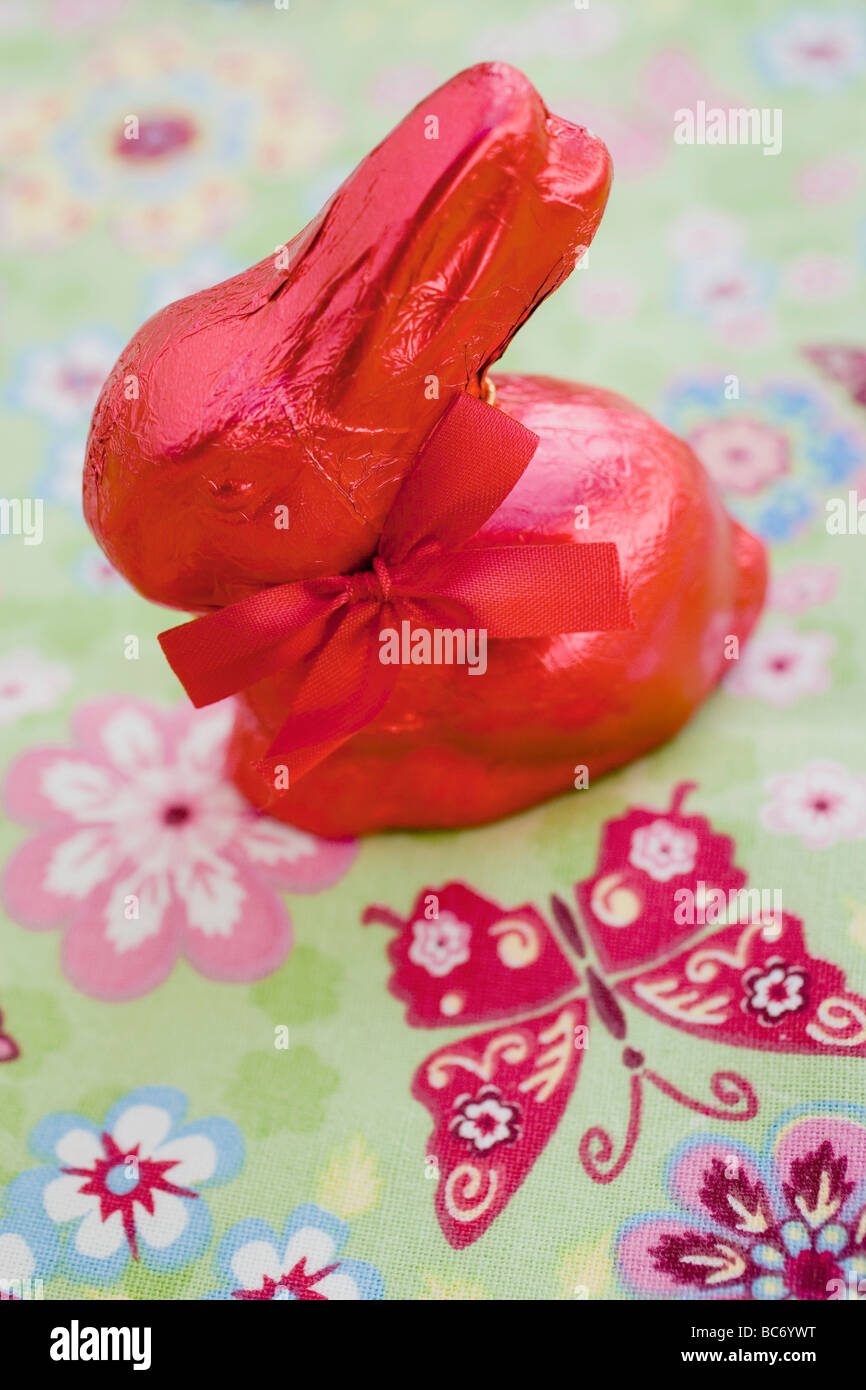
xmin=84 ymin=63 xmax=612 ymax=611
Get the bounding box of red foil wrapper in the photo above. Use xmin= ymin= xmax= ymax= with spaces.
xmin=84 ymin=62 xmax=766 ymax=836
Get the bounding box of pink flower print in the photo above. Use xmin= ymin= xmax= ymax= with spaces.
xmin=668 ymin=209 xmax=746 ymax=262
xmin=0 ymin=651 xmax=71 ymax=725
xmin=617 ymin=1108 xmax=866 ymax=1300
xmin=641 ymin=47 xmax=742 ymax=121
xmin=51 ymin=0 xmax=131 ymax=29
xmin=628 ymin=819 xmax=698 ymax=883
xmin=114 ymin=181 xmax=242 ymax=258
xmin=0 ymin=172 xmax=90 ymax=252
xmin=782 ymin=254 xmax=856 ymax=303
xmin=575 ymin=273 xmax=640 ymax=321
xmin=365 ymin=63 xmax=441 ymax=112
xmin=449 ymin=1086 xmax=521 ymax=1155
xmin=795 ymin=155 xmax=861 ymax=206
xmin=568 ymin=51 xmax=741 ymax=184
xmin=678 ymin=259 xmax=771 ymax=329
xmin=473 ymin=2 xmax=621 ymax=62
xmin=688 ymin=418 xmax=790 ymax=495
xmin=756 ymin=11 xmax=866 ymax=91
xmin=567 ymin=104 xmax=666 ymax=179
xmin=714 ymin=312 xmax=777 ymax=353
xmin=75 ymin=547 xmax=128 ymax=593
xmin=761 ymin=761 xmax=866 ymax=851
xmin=768 ymin=564 xmax=839 ymax=614
xmin=408 ymin=913 xmax=472 ymax=978
xmin=744 ymin=960 xmax=809 ymax=1025
xmin=725 ymin=624 xmax=834 ymax=706
xmin=1 ymin=697 xmax=356 ymax=999
xmin=12 ymin=331 xmax=118 ymax=425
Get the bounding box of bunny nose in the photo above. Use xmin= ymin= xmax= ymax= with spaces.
xmin=347 ymin=555 xmax=393 ymax=605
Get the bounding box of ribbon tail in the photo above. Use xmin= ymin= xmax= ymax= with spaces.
xmin=260 ymin=604 xmax=399 ymax=782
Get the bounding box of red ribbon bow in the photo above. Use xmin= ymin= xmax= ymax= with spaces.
xmin=159 ymin=393 xmax=632 ymax=782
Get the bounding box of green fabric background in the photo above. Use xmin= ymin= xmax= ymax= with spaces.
xmin=1 ymin=0 xmax=865 ymax=1299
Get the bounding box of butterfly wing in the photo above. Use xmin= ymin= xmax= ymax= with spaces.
xmin=0 ymin=1010 xmax=19 ymax=1063
xmin=803 ymin=344 xmax=866 ymax=409
xmin=617 ymin=911 xmax=866 ymax=1055
xmin=413 ymin=1001 xmax=587 ymax=1247
xmin=363 ymin=882 xmax=579 ymax=1028
xmin=574 ymin=783 xmax=748 ymax=973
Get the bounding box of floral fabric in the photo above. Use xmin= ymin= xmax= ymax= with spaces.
xmin=1 ymin=0 xmax=865 ymax=1299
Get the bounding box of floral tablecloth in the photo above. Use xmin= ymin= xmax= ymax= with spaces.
xmin=2 ymin=0 xmax=866 ymax=1302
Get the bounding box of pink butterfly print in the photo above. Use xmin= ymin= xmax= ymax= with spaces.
xmin=0 ymin=1010 xmax=19 ymax=1063
xmin=363 ymin=784 xmax=866 ymax=1249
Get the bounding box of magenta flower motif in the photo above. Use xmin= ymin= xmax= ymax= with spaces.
xmin=449 ymin=1086 xmax=521 ymax=1155
xmin=617 ymin=1108 xmax=866 ymax=1300
xmin=1 ymin=697 xmax=356 ymax=999
xmin=743 ymin=960 xmax=808 ymax=1025
xmin=407 ymin=913 xmax=472 ymax=978
xmin=628 ymin=818 xmax=698 ymax=883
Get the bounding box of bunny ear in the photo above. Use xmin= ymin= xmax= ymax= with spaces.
xmin=280 ymin=62 xmax=611 ymax=404
xmin=255 ymin=63 xmax=611 ymax=544
xmin=271 ymin=62 xmax=610 ymax=547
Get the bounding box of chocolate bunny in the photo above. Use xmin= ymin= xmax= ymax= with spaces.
xmin=85 ymin=63 xmax=766 ymax=835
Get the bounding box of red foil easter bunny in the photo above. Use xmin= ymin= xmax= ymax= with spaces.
xmin=84 ymin=63 xmax=766 ymax=836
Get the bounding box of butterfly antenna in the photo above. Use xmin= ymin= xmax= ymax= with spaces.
xmin=578 ymin=1071 xmax=644 ymax=1184
xmin=643 ymin=1067 xmax=759 ymax=1122
xmin=669 ymin=781 xmax=698 ymax=816
xmin=361 ymin=905 xmax=405 ymax=930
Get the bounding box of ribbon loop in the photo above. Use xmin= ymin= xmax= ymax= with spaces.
xmin=158 ymin=391 xmax=633 ymax=783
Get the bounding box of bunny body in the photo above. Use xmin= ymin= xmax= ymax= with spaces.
xmin=84 ymin=63 xmax=766 ymax=836
xmin=228 ymin=372 xmax=765 ymax=834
